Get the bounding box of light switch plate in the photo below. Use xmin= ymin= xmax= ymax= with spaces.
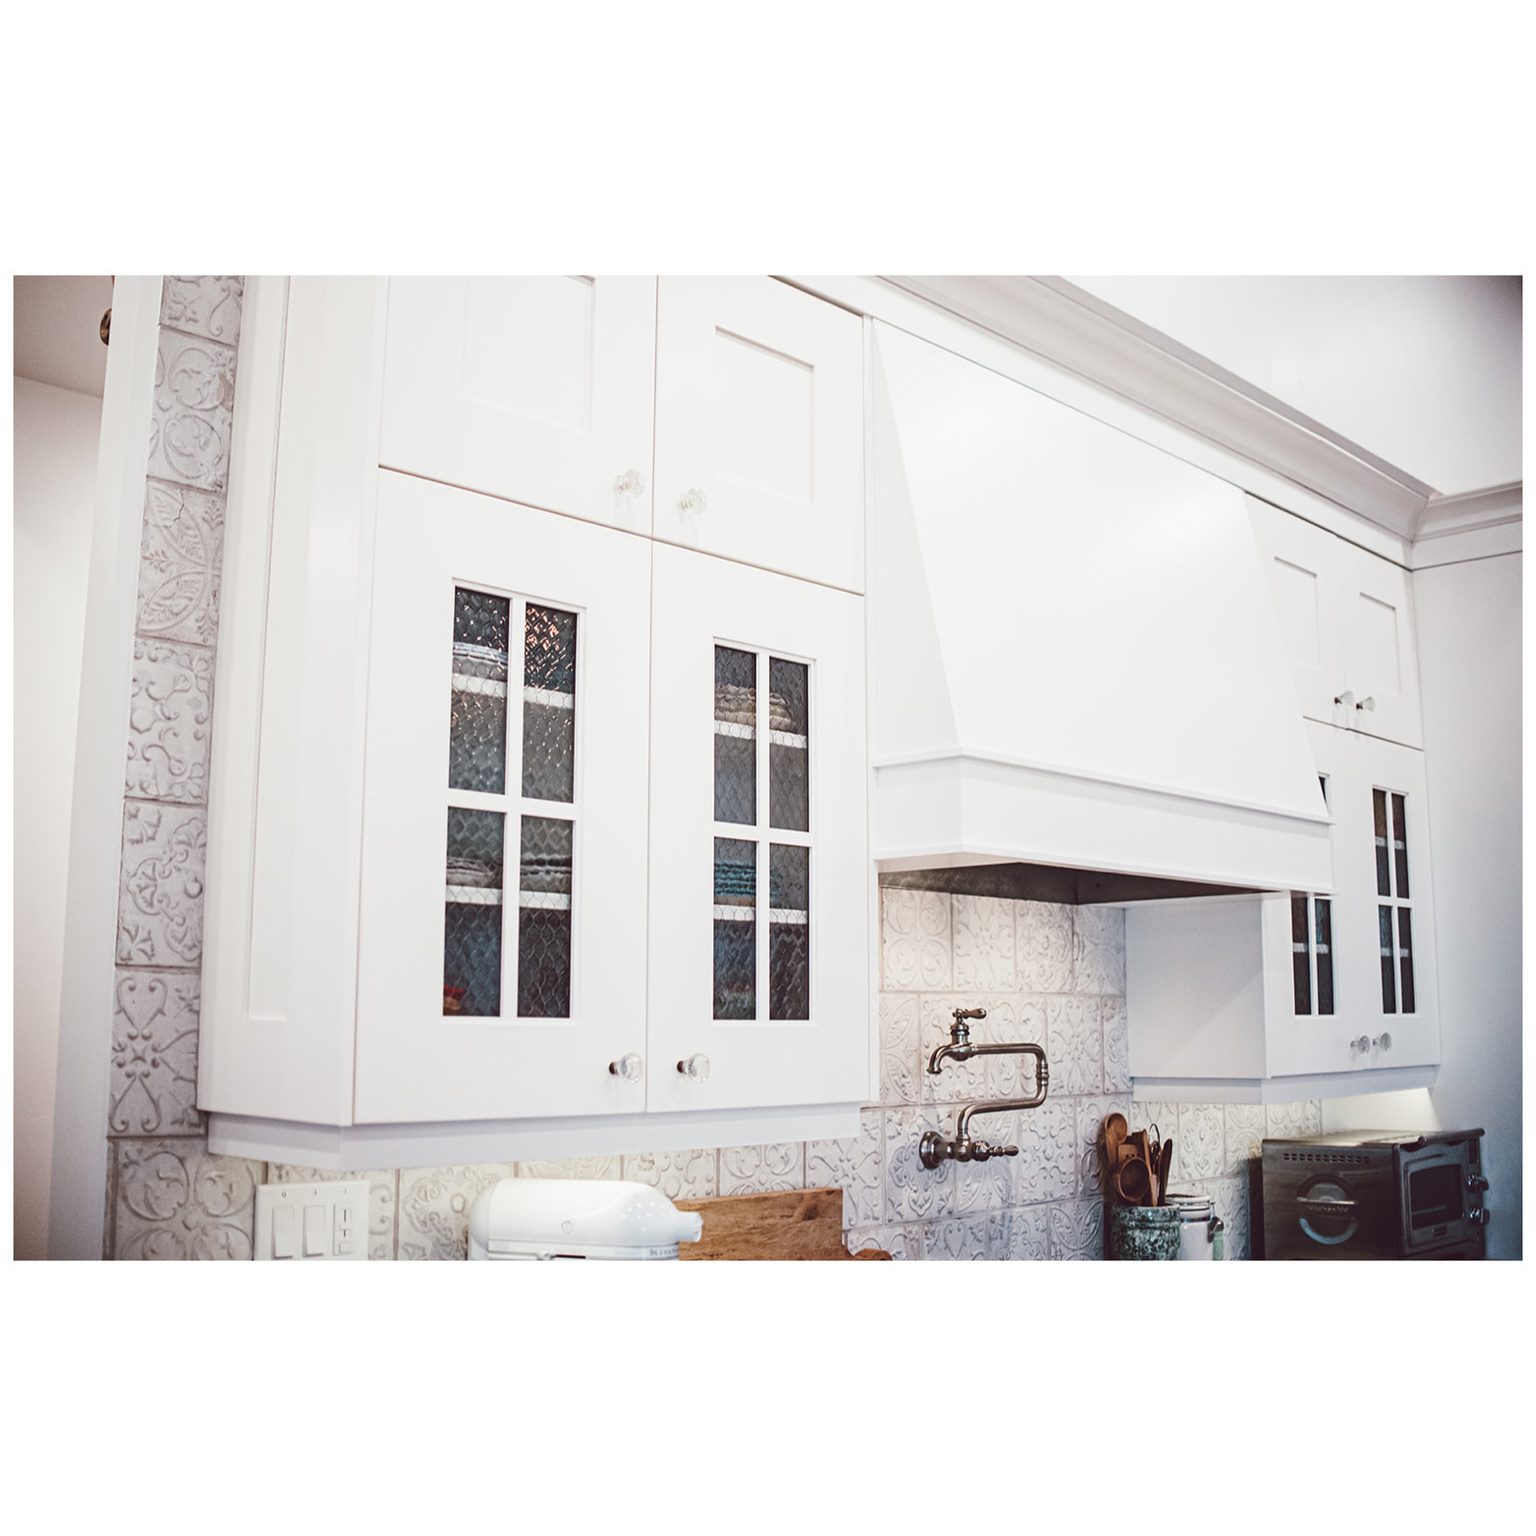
xmin=254 ymin=1181 xmax=372 ymax=1261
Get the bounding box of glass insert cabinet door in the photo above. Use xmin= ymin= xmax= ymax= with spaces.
xmin=647 ymin=544 xmax=870 ymax=1114
xmin=354 ymin=472 xmax=651 ymax=1123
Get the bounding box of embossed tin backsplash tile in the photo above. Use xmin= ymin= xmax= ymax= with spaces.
xmin=108 ymin=970 xmax=203 ymax=1137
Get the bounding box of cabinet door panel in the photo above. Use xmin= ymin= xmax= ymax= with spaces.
xmin=1328 ymin=730 xmax=1439 ymax=1066
xmin=1247 ymin=495 xmax=1347 ymax=725
xmin=647 ymin=546 xmax=869 ymax=1112
xmin=354 ymin=473 xmax=651 ymax=1123
xmin=379 ymin=277 xmax=657 ymax=534
xmin=653 ymin=278 xmax=865 ymax=592
xmin=1344 ymin=551 xmax=1423 ymax=747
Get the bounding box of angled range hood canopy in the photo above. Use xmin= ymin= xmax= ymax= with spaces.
xmin=869 ymin=321 xmax=1333 ymax=897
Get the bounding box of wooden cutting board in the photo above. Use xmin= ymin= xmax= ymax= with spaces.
xmin=673 ymin=1187 xmax=891 ymax=1260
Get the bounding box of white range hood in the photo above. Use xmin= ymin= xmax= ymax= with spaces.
xmin=870 ymin=321 xmax=1333 ymax=896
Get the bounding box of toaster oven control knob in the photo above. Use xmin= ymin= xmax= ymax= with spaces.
xmin=1468 ymin=1174 xmax=1490 ymax=1193
xmin=1470 ymin=1206 xmax=1491 ymax=1227
xmin=677 ymin=1053 xmax=711 ymax=1081
xmin=608 ymin=1053 xmax=644 ymax=1083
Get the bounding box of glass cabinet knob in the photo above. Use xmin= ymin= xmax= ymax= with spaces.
xmin=1372 ymin=1033 xmax=1392 ymax=1052
xmin=614 ymin=469 xmax=645 ymax=499
xmin=608 ymin=1053 xmax=644 ymax=1083
xmin=677 ymin=1053 xmax=711 ymax=1081
xmin=1351 ymin=1036 xmax=1371 ymax=1054
xmin=678 ymin=487 xmax=707 ymax=515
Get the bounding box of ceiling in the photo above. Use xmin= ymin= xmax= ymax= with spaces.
xmin=13 ymin=275 xmax=114 ymax=397
xmin=1061 ymin=276 xmax=1522 ymax=500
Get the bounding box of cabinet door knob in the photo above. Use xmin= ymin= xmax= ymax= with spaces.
xmin=614 ymin=469 xmax=646 ymax=499
xmin=677 ymin=1053 xmax=711 ymax=1081
xmin=1355 ymin=696 xmax=1376 ymax=713
xmin=608 ymin=1053 xmax=644 ymax=1082
xmin=678 ymin=487 xmax=707 ymax=515
xmin=1372 ymin=1032 xmax=1392 ymax=1052
xmin=1351 ymin=1035 xmax=1371 ymax=1054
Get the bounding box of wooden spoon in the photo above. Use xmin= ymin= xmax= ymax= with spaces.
xmin=1102 ymin=1113 xmax=1128 ymax=1190
xmin=1115 ymin=1155 xmax=1152 ymax=1206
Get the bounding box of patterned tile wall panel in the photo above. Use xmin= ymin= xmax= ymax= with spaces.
xmin=105 ymin=280 xmax=246 ymax=1256
xmin=112 ymin=1138 xmax=264 ymax=1260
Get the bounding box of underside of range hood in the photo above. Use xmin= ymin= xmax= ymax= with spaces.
xmin=878 ymin=860 xmax=1259 ymax=906
xmin=869 ymin=320 xmax=1333 ymax=896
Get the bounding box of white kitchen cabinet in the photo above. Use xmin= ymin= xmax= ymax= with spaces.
xmin=378 ymin=276 xmax=866 ymax=591
xmin=1248 ymin=494 xmax=1423 ymax=747
xmin=200 ymin=276 xmax=869 ymax=1165
xmin=646 ymin=544 xmax=870 ymax=1115
xmin=352 ymin=473 xmax=653 ymax=1123
xmin=1125 ymin=722 xmax=1440 ymax=1100
xmin=653 ymin=278 xmax=865 ymax=592
xmin=379 ymin=276 xmax=659 ymax=535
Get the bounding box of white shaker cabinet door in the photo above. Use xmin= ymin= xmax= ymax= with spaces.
xmin=1247 ymin=495 xmax=1422 ymax=747
xmin=379 ymin=277 xmax=657 ymax=534
xmin=1326 ymin=728 xmax=1440 ymax=1069
xmin=1341 ymin=552 xmax=1423 ymax=749
xmin=646 ymin=545 xmax=870 ymax=1113
xmin=1246 ymin=496 xmax=1349 ymax=727
xmin=353 ymin=472 xmax=652 ymax=1123
xmin=652 ymin=278 xmax=865 ymax=592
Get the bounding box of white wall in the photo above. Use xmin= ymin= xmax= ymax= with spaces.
xmin=12 ymin=376 xmax=102 ymax=1259
xmin=1415 ymin=551 xmax=1522 ymax=1258
xmin=1326 ymin=549 xmax=1523 ymax=1257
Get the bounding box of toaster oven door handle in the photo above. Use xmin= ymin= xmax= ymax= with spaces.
xmin=1399 ymin=1129 xmax=1485 ymax=1152
xmin=1299 ymin=1197 xmax=1357 ymax=1214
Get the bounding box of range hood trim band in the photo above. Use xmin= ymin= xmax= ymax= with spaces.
xmin=871 ymin=746 xmax=1333 ymax=828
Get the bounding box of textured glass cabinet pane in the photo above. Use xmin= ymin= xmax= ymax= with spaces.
xmin=446 ymin=805 xmax=505 ymax=890
xmin=713 ymin=920 xmax=756 ymax=1020
xmin=449 ymin=688 xmax=507 ymax=795
xmin=519 ymin=815 xmax=573 ymax=893
xmin=444 ymin=806 xmax=505 ymax=1016
xmin=1397 ymin=907 xmax=1415 ymax=1014
xmin=522 ymin=699 xmax=575 ymax=801
xmin=770 ymin=843 xmax=809 ymax=913
xmin=1379 ymin=905 xmax=1397 ymax=1013
xmin=769 ymin=657 xmax=809 ymax=832
xmin=714 ymin=837 xmax=757 ymax=907
xmin=769 ymin=844 xmax=810 ymax=1019
xmin=518 ymin=815 xmax=572 ymax=1017
xmin=1290 ymin=893 xmax=1311 ymax=1015
xmin=524 ymin=605 xmax=577 ymax=692
xmin=444 ymin=902 xmax=502 ymax=1017
xmin=1314 ymin=898 xmax=1334 ymax=1015
xmin=769 ymin=922 xmax=810 ymax=1020
xmin=453 ymin=588 xmax=511 ymax=673
xmin=449 ymin=588 xmax=511 ymax=794
xmin=522 ymin=605 xmax=577 ymax=801
xmin=1373 ymin=789 xmax=1391 ymax=897
xmin=1391 ymin=793 xmax=1410 ymax=899
xmin=714 ymin=646 xmax=757 ymax=825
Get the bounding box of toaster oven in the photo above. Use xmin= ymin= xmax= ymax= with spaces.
xmin=1258 ymin=1129 xmax=1488 ymax=1260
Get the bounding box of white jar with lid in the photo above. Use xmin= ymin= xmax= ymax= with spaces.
xmin=1163 ymin=1193 xmax=1225 ymax=1261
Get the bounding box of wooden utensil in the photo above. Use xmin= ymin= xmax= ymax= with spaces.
xmin=1102 ymin=1112 xmax=1128 ymax=1189
xmin=1157 ymin=1138 xmax=1173 ymax=1204
xmin=1115 ymin=1155 xmax=1152 ymax=1206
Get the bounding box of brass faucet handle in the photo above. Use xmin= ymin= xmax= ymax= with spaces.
xmin=953 ymin=1007 xmax=987 ymax=1022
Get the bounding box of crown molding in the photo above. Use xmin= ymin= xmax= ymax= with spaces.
xmin=1414 ymin=480 xmax=1523 ymax=540
xmin=883 ymin=275 xmax=1439 ymax=539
